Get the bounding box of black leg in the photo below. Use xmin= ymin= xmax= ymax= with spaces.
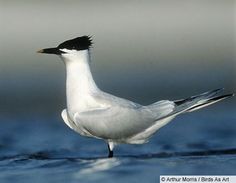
xmin=107 ymin=144 xmax=113 ymax=158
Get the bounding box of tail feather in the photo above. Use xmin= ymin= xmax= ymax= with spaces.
xmin=162 ymin=89 xmax=234 ymax=119
xmin=153 ymin=89 xmax=234 ymax=121
xmin=186 ymin=93 xmax=234 ymax=112
xmin=174 ymin=88 xmax=224 ymax=106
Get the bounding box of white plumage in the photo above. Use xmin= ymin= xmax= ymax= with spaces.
xmin=38 ymin=36 xmax=233 ymax=158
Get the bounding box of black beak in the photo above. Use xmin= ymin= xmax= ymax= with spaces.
xmin=37 ymin=47 xmax=65 ymax=55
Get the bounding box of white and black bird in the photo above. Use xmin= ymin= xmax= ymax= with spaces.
xmin=38 ymin=36 xmax=234 ymax=158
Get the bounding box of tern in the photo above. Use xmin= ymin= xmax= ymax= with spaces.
xmin=38 ymin=36 xmax=234 ymax=158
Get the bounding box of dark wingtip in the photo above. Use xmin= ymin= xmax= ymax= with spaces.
xmin=174 ymin=89 xmax=233 ymax=106
xmin=208 ymin=93 xmax=234 ymax=102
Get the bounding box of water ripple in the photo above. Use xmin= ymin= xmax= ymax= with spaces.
xmin=0 ymin=148 xmax=235 ymax=162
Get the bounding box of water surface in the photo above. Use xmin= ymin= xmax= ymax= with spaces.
xmin=0 ymin=101 xmax=235 ymax=183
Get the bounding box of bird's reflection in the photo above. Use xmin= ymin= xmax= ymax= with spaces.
xmin=75 ymin=158 xmax=121 ymax=177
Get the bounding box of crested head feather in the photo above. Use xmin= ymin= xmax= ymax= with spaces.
xmin=58 ymin=36 xmax=93 ymax=51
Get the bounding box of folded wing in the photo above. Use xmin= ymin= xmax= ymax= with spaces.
xmin=73 ymin=100 xmax=175 ymax=141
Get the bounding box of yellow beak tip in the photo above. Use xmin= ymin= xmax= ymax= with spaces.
xmin=37 ymin=49 xmax=44 ymax=53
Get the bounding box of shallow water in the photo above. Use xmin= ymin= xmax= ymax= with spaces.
xmin=0 ymin=102 xmax=235 ymax=183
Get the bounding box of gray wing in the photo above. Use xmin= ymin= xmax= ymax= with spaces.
xmin=71 ymin=88 xmax=232 ymax=143
xmin=73 ymin=92 xmax=175 ymax=141
xmin=74 ymin=106 xmax=154 ymax=140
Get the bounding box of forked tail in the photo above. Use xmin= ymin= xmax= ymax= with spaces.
xmin=174 ymin=88 xmax=234 ymax=113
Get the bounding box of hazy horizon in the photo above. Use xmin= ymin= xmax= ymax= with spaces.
xmin=0 ymin=1 xmax=235 ymax=115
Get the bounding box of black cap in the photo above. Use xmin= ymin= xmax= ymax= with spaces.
xmin=37 ymin=35 xmax=93 ymax=55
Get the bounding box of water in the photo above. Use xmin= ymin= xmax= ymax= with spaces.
xmin=0 ymin=102 xmax=235 ymax=183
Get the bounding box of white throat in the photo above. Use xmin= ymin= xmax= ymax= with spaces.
xmin=60 ymin=50 xmax=99 ymax=113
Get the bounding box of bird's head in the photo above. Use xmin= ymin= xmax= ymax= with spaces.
xmin=37 ymin=36 xmax=93 ymax=60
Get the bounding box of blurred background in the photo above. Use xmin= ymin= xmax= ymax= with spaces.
xmin=0 ymin=0 xmax=235 ymax=117
xmin=0 ymin=1 xmax=235 ymax=182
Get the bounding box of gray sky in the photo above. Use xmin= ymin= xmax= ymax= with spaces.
xmin=0 ymin=0 xmax=235 ymax=112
